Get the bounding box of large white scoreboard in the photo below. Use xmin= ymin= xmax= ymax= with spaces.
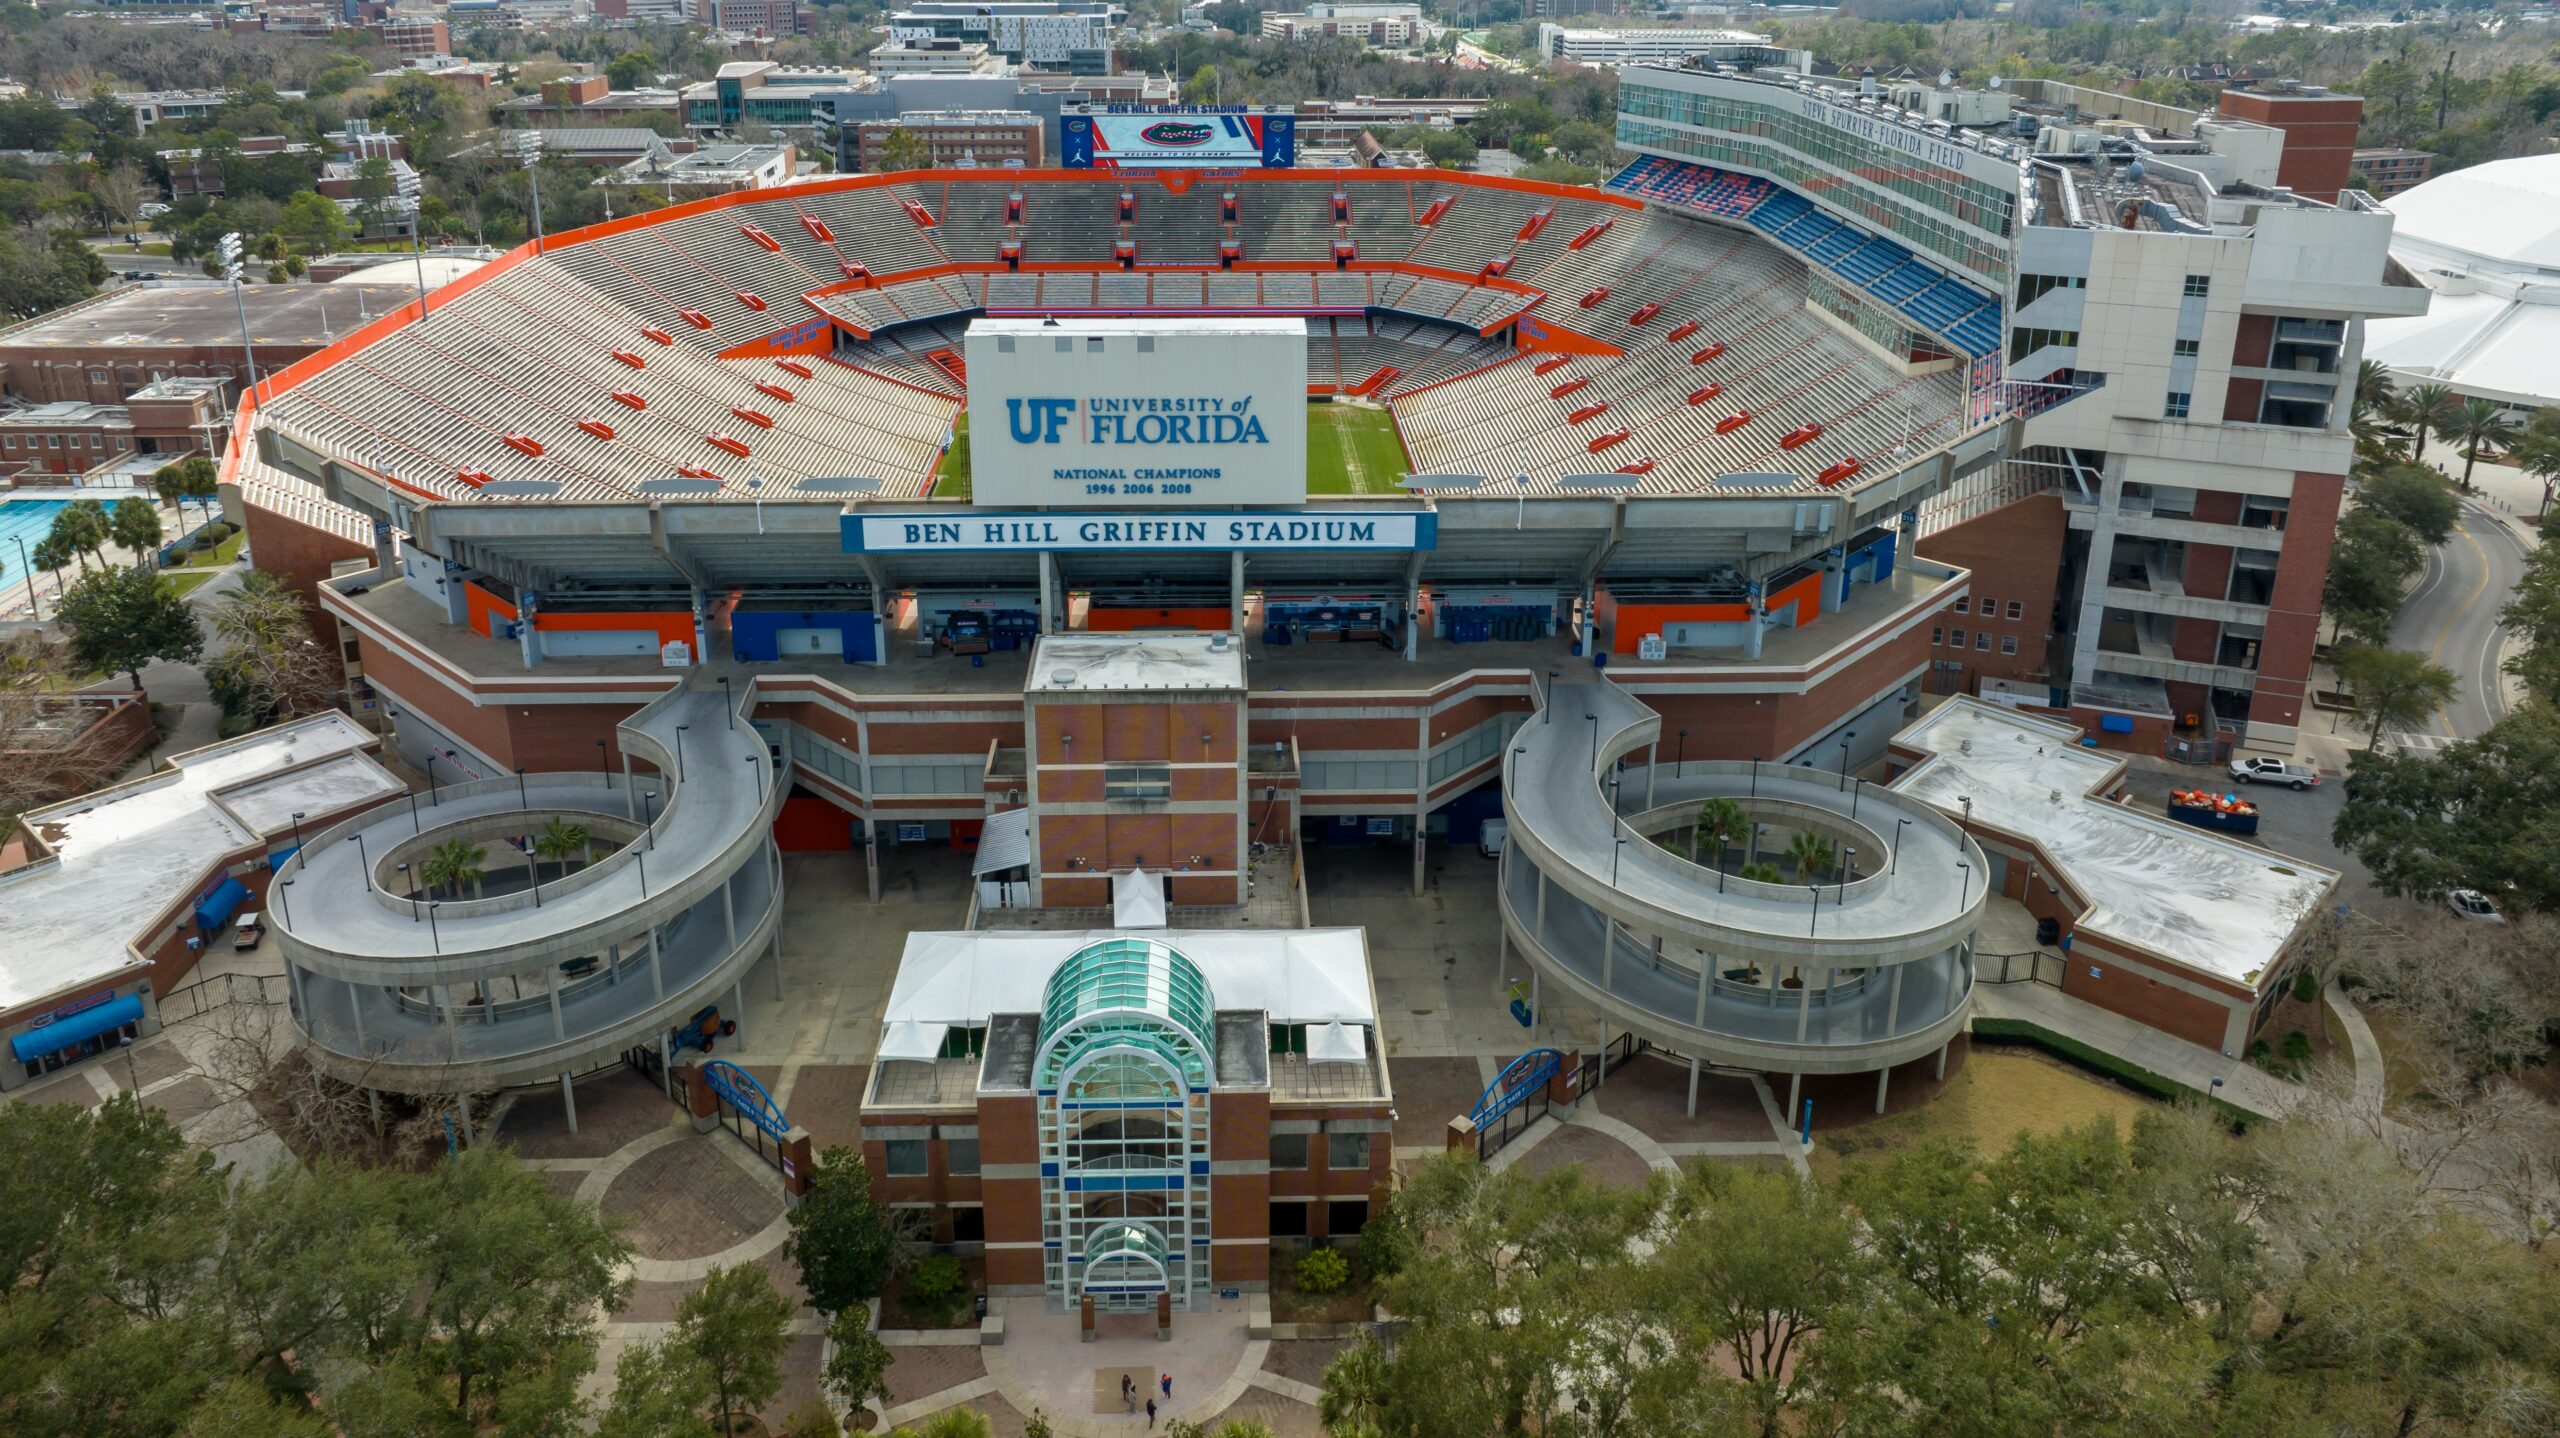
xmin=963 ymin=317 xmax=1309 ymax=509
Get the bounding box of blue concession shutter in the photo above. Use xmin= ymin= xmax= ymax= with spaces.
xmin=11 ymin=993 xmax=145 ymax=1061
xmin=194 ymin=875 xmax=249 ymax=933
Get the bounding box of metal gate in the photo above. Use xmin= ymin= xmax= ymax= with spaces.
xmin=701 ymin=1060 xmax=792 ymax=1173
xmin=1979 ymin=950 xmax=2065 ymax=988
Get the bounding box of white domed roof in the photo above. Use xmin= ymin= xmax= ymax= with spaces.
xmin=2385 ymin=154 xmax=2560 ymax=272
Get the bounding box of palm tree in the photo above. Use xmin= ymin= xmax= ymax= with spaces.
xmin=1738 ymin=861 xmax=1785 ymax=883
xmin=2449 ymin=396 xmax=2518 ymax=492
xmin=1785 ymin=829 xmax=1837 ymax=883
xmin=1691 ymin=795 xmax=1749 ymax=867
xmin=2393 ymin=383 xmax=2462 ymax=464
xmin=422 ymin=837 xmax=487 ymax=900
xmin=533 ymin=817 xmax=590 ymax=879
xmin=108 ymin=496 xmax=161 ymax=564
xmin=2350 ymin=359 xmax=2406 ymax=458
xmin=30 ymin=533 xmax=72 ymax=590
xmin=1316 ymin=1337 xmax=1389 ymax=1438
xmin=45 ymin=505 xmax=105 ymax=575
xmin=2511 ymin=413 xmax=2560 ymax=517
xmin=2353 ymin=358 xmax=2396 ymax=423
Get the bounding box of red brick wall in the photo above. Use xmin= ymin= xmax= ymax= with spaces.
xmin=2056 ymin=936 xmax=2245 ymax=1052
xmin=1915 ymin=495 xmax=2064 ymax=693
xmin=242 ymin=503 xmax=371 ymax=668
xmin=2216 ymin=91 xmax=2363 ymax=202
xmin=2249 ymin=471 xmax=2341 ymax=733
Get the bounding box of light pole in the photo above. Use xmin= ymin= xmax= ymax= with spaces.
xmin=290 ymin=810 xmax=307 ymax=853
xmin=406 ymin=788 xmax=422 ymax=833
xmin=1585 ymin=713 xmax=1599 ymax=774
xmin=1609 ymin=835 xmax=1627 ymax=887
xmin=424 ymin=751 xmax=440 ymax=806
xmin=515 ymin=766 xmax=528 ymax=809
xmin=636 ymin=842 xmax=649 ymax=898
xmin=277 ymin=877 xmax=294 ymax=926
xmin=642 ymin=790 xmax=659 ymax=849
xmin=398 ymin=862 xmax=416 ymax=919
xmin=1544 ymin=670 xmax=1559 ymax=723
xmin=1957 ymin=860 xmax=1972 ymax=915
xmin=1840 ymin=846 xmax=1856 ymax=902
xmin=1675 ymin=727 xmax=1687 ymax=776
xmin=747 ymin=752 xmax=763 ymax=800
xmin=515 ymin=130 xmax=547 ymax=250
xmin=119 ymin=1033 xmax=145 ymax=1107
xmin=1807 ymin=883 xmax=1821 ymax=937
xmin=719 ymin=675 xmax=733 ymax=729
xmin=426 ymin=900 xmax=441 ymax=954
xmin=675 ymin=724 xmax=688 ymax=782
xmin=1891 ymin=818 xmax=1910 ymax=875
xmin=596 ymin=738 xmax=609 ymax=785
xmin=348 ymin=831 xmax=370 ymax=893
xmin=214 ymin=232 xmax=262 ymax=395
xmin=1716 ymin=832 xmax=1729 ymax=894
xmin=14 ymin=534 xmax=37 ymax=620
xmin=1836 ymin=730 xmax=1856 ymax=778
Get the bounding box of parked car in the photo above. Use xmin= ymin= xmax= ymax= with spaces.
xmin=2446 ymin=889 xmax=2506 ymax=923
xmin=2227 ymin=756 xmax=2320 ymax=790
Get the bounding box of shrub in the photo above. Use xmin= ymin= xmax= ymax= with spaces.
xmin=2293 ymin=970 xmax=2320 ymax=1003
xmin=2281 ymin=1029 xmax=2314 ymax=1064
xmin=907 ymin=1253 xmax=967 ymax=1305
xmin=1294 ymin=1246 xmax=1350 ymax=1296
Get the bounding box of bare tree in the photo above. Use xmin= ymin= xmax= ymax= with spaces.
xmin=0 ymin=634 xmax=134 ymax=826
xmin=205 ymin=575 xmax=339 ymax=723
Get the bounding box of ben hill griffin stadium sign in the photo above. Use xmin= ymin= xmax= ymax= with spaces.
xmin=842 ymin=511 xmax=1436 ymax=554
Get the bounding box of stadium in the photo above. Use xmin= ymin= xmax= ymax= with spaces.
xmin=150 ymin=71 xmax=2398 ymax=1298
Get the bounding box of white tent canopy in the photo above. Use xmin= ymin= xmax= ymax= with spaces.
xmin=1308 ymin=1020 xmax=1366 ymax=1064
xmin=878 ymin=1018 xmax=950 ymax=1061
xmin=1113 ymin=868 xmax=1167 ymax=928
xmin=880 ymin=928 xmax=1379 ymax=1031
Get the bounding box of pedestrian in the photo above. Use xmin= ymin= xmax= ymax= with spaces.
xmin=1161 ymin=1373 xmax=1172 ymax=1399
xmin=1146 ymin=1397 xmax=1157 ymax=1429
xmin=1122 ymin=1374 xmax=1135 ymax=1413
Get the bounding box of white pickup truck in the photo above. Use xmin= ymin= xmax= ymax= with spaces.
xmin=2227 ymin=756 xmax=2320 ymax=790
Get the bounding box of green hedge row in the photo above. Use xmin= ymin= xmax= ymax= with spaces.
xmin=1972 ymin=1017 xmax=2257 ymax=1130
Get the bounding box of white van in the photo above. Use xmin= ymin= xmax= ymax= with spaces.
xmin=1479 ymin=820 xmax=1509 ymax=858
xmin=232 ymin=912 xmax=266 ymax=952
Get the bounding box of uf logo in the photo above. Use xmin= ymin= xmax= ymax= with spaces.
xmin=1006 ymin=397 xmax=1074 ymax=444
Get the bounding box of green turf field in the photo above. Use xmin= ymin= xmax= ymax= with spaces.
xmin=1305 ymin=403 xmax=1411 ymax=496
xmin=931 ymin=411 xmax=972 ymax=499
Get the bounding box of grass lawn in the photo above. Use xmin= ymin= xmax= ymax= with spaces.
xmin=930 ymin=411 xmax=972 ymax=500
xmin=162 ymin=568 xmax=221 ymax=597
xmin=171 ymin=529 xmax=246 ymax=570
xmin=1807 ymin=1048 xmax=2153 ymax=1185
xmin=1305 ymin=403 xmax=1410 ymax=496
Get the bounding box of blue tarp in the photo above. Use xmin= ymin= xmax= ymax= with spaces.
xmin=11 ymin=993 xmax=144 ymax=1062
xmin=194 ymin=875 xmax=249 ymax=932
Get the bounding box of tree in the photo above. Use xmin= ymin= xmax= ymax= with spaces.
xmin=597 ymin=1340 xmax=716 ymax=1438
xmin=0 ymin=228 xmax=101 ymax=319
xmin=2323 ymin=509 xmax=2425 ymax=644
xmin=1651 ymin=1163 xmax=1869 ymax=1438
xmin=821 ymin=1307 xmax=893 ymax=1417
xmin=2333 ymin=706 xmax=2560 ymax=911
xmin=2390 ymin=382 xmax=2462 ymax=462
xmin=29 ymin=532 xmax=73 ymax=590
xmin=786 ymin=1147 xmax=907 ymax=1316
xmin=2448 ymin=396 xmax=2517 ymax=492
xmin=56 ymin=564 xmax=205 ymax=690
xmin=2508 ymin=409 xmax=2560 ymax=519
xmin=0 ymin=635 xmax=130 ymax=824
xmin=2330 ymin=643 xmax=2456 ymax=748
xmin=2353 ymin=463 xmax=2459 ymax=546
xmin=608 ymin=46 xmax=659 ymax=90
xmin=46 ymin=500 xmax=110 ymax=574
xmin=2500 ymin=532 xmax=2560 ymax=706
xmin=1417 ymin=128 xmax=1478 ymax=169
xmin=109 ymin=496 xmax=162 ymax=561
xmin=877 ymin=126 xmax=931 ymax=173
xmin=1691 ymin=795 xmax=1749 ymax=866
xmin=205 ymin=574 xmax=337 ymax=724
xmin=2351 ymin=357 xmax=2395 ymax=440
xmin=278 ymin=190 xmax=347 ymax=257
xmin=1785 ymin=828 xmax=1836 ymax=882
xmin=422 ymin=836 xmax=487 ymax=899
xmin=672 ymin=1264 xmax=794 ymax=1437
xmin=533 ymin=817 xmax=591 ymax=880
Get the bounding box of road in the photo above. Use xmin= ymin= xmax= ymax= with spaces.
xmin=2386 ymin=500 xmax=2529 ymax=748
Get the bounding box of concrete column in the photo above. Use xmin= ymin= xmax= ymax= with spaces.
xmin=730 ymin=979 xmax=746 ymax=1046
xmin=1528 ymin=968 xmax=1540 ymax=1037
xmin=622 ymin=753 xmax=636 ymax=821
xmin=1229 ymin=548 xmax=1245 ymax=634
xmin=690 ymin=584 xmax=709 ymax=667
xmin=1884 ymin=964 xmax=1906 ymax=1037
xmin=1645 ymin=743 xmax=1657 ymax=810
xmin=518 ymin=588 xmax=541 ymax=670
xmin=1686 ymin=1055 xmax=1701 ymax=1117
xmin=1795 ymin=968 xmax=1817 ymax=1043
xmin=546 ymin=964 xmax=566 ymax=1041
xmin=560 ymin=1071 xmax=580 ymax=1134
xmin=658 ymin=1031 xmax=674 ymax=1099
xmin=722 ymin=873 xmax=737 ymax=951
xmin=456 ymin=1090 xmax=474 ymax=1147
xmin=1935 ymin=1041 xmax=1950 ymax=1081
xmin=1410 ymin=825 xmax=1425 ymax=898
xmin=1535 ymin=867 xmax=1548 ymax=946
xmin=442 ymin=985 xmax=459 ymax=1060
xmin=1875 ymin=1066 xmax=1891 ymax=1114
xmin=769 ymin=925 xmax=785 ymax=1000
xmin=346 ymin=978 xmax=366 ymax=1046
xmin=1600 ymin=915 xmax=1618 ymax=996
xmin=1594 ymin=1015 xmax=1607 ymax=1090
xmin=648 ymin=927 xmax=665 ymax=1000
xmin=1038 ymin=550 xmax=1059 ymax=634
xmin=865 ymin=828 xmax=881 ymax=904
xmin=1744 ymin=586 xmax=1765 ymax=660
xmin=1693 ymin=950 xmax=1710 ymax=1026
xmin=1784 ymin=1071 xmax=1801 ymax=1127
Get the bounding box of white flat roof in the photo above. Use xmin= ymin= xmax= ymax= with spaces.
xmin=882 ymin=927 xmax=1376 ymax=1029
xmin=1028 ymin=632 xmax=1246 ymax=693
xmin=1891 ymin=699 xmax=2335 ymax=989
xmin=0 ymin=714 xmax=398 ymax=1011
xmin=968 ymin=315 xmax=1310 ymax=339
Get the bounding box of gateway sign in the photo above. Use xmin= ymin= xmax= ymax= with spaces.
xmin=843 ymin=512 xmax=1434 ymax=553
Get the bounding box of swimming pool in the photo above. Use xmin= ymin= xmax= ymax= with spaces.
xmin=0 ymin=498 xmax=73 ymax=602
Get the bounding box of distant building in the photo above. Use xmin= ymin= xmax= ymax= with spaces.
xmin=701 ymin=0 xmax=813 ymax=36
xmin=596 ymin=140 xmax=797 ymax=194
xmin=154 ymin=135 xmax=316 ymax=199
xmin=870 ymin=38 xmax=1006 ymax=76
xmin=852 ymin=110 xmax=1044 ymax=170
xmin=1261 ymin=4 xmax=1424 ymax=49
xmin=888 ymin=2 xmax=1124 ymax=74
xmin=2215 ymin=81 xmax=2363 ymax=203
xmin=1291 ymin=95 xmax=1486 ymax=149
xmin=496 ymin=74 xmax=686 ymax=126
xmin=2350 ymin=147 xmax=2434 ymax=198
xmin=0 ymin=378 xmax=227 ymax=477
xmin=1533 ymin=23 xmax=1801 ymax=68
xmin=1017 ymin=68 xmax=1175 ymax=105
xmin=373 ymin=17 xmax=451 ymax=58
xmin=685 ymin=61 xmax=869 ymax=132
xmin=0 ymin=285 xmax=418 ymax=407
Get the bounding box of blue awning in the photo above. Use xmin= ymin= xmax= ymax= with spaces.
xmin=12 ymin=993 xmax=145 ymax=1062
xmin=268 ymin=843 xmax=302 ymax=869
xmin=194 ymin=875 xmax=249 ymax=933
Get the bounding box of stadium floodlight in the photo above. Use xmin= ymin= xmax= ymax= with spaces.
xmin=1395 ymin=474 xmax=1482 ymax=493
xmin=514 ymin=131 xmax=547 ymax=249
xmin=215 ymin=231 xmax=262 ymax=392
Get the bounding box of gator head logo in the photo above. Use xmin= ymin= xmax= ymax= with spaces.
xmin=1140 ymin=121 xmax=1216 ymax=148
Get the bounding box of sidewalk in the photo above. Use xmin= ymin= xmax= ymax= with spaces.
xmin=1969 ymin=981 xmax=2297 ymax=1117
